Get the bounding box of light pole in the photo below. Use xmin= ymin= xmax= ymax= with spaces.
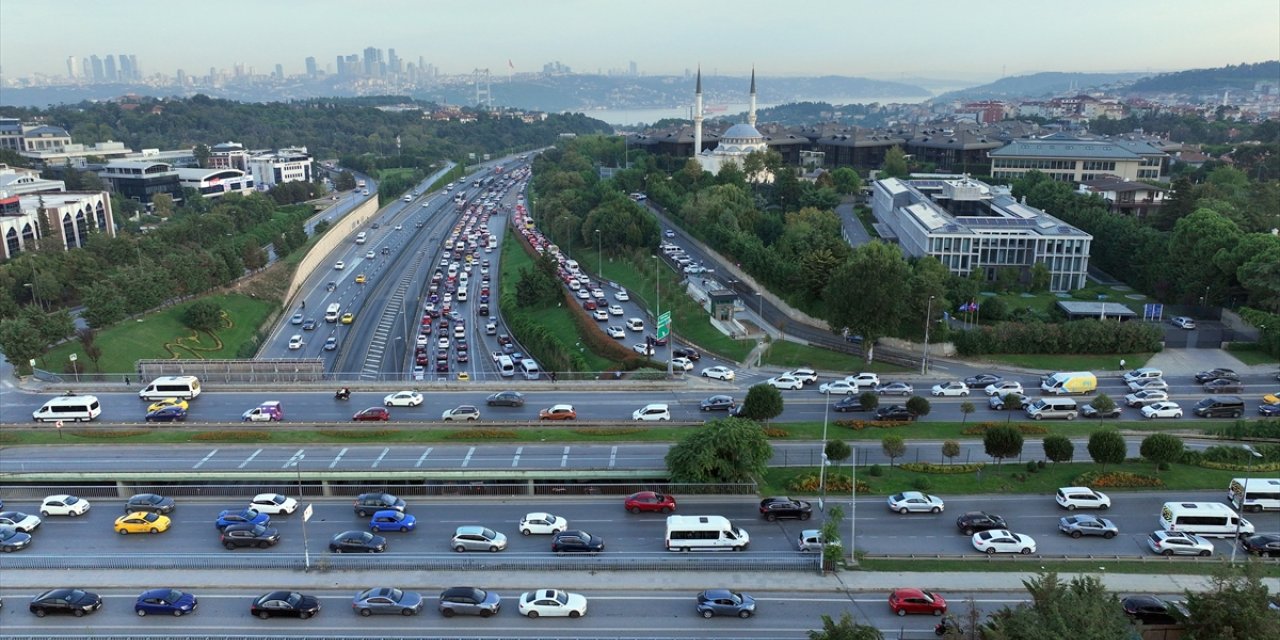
xmin=287 ymin=453 xmax=311 ymax=571
xmin=921 ymin=295 xmax=935 ymax=375
xmin=755 ymin=292 xmax=764 ymax=367
xmin=818 ymin=392 xmax=831 ymax=511
xmin=594 ymin=229 xmax=602 ymax=278
xmin=850 ymin=445 xmax=857 ymax=565
xmin=1230 ymin=444 xmax=1263 ymax=564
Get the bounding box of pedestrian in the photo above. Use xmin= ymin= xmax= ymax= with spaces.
xmin=124 ymin=376 xmax=130 ymax=386
xmin=1119 ymin=358 xmax=1126 ymax=371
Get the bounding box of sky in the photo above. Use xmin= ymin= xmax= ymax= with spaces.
xmin=2 ymin=0 xmax=1278 ymax=81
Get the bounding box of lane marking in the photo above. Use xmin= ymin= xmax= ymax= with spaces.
xmin=416 ymin=447 xmax=433 ymax=468
xmin=461 ymin=446 xmax=475 ymax=467
xmin=512 ymin=445 xmax=523 ymax=468
xmin=371 ymin=447 xmax=389 ymax=468
xmin=609 ymin=445 xmax=618 ymax=469
xmin=192 ymin=449 xmax=219 ymax=469
xmin=237 ymin=449 xmax=261 ymax=469
xmin=561 ymin=446 xmax=570 ymax=468
xmin=330 ymin=447 xmax=348 ymax=469
xmin=281 ymin=448 xmax=306 ymax=469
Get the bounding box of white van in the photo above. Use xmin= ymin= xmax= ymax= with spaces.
xmin=138 ymin=376 xmax=202 ymax=400
xmin=325 ymin=303 xmax=342 ymax=323
xmin=32 ymin=394 xmax=102 ymax=422
xmin=496 ymin=355 xmax=516 ymax=378
xmin=1229 ymin=478 xmax=1280 ymax=513
xmin=519 ymin=358 xmax=540 ymax=380
xmin=1024 ymin=397 xmax=1078 ymax=421
xmin=1159 ymin=501 xmax=1254 ymax=537
xmin=355 ymin=232 xmax=367 ymax=245
xmin=565 ymin=260 xmax=580 ymax=275
xmin=665 ymin=515 xmax=750 ymax=552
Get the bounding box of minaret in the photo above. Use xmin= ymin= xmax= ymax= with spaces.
xmin=748 ymin=67 xmax=757 ymax=127
xmin=693 ymin=66 xmax=703 ymax=157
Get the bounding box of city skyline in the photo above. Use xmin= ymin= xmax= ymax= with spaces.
xmin=2 ymin=0 xmax=1277 ymax=82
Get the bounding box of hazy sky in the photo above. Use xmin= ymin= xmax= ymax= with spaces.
xmin=3 ymin=0 xmax=1277 ymax=81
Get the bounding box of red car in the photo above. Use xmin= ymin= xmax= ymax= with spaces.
xmin=352 ymin=407 xmax=390 ymax=422
xmin=888 ymin=588 xmax=946 ymax=616
xmin=624 ymin=491 xmax=677 ymax=514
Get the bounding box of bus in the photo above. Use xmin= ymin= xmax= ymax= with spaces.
xmin=356 ymin=179 xmax=366 ymax=189
xmin=32 ymin=394 xmax=102 ymax=422
xmin=1229 ymin=478 xmax=1280 ymax=513
xmin=664 ymin=515 xmax=750 ymax=552
xmin=1158 ymin=502 xmax=1255 ymax=538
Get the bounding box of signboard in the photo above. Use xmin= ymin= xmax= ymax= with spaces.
xmin=656 ymin=311 xmax=671 ymax=340
xmin=303 ymin=504 xmax=314 ymax=522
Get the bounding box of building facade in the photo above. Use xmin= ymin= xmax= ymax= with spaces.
xmin=989 ymin=135 xmax=1167 ymax=183
xmin=208 ymin=142 xmax=250 ymax=171
xmin=1077 ymin=177 xmax=1168 ymax=218
xmin=0 ymin=165 xmax=66 ymax=195
xmin=175 ymin=168 xmax=255 ymax=198
xmin=99 ymin=160 xmax=183 ymax=204
xmin=0 ymin=191 xmax=115 ymax=260
xmin=247 ymin=147 xmax=313 ymax=187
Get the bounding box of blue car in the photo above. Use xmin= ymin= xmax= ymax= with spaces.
xmin=215 ymin=508 xmax=269 ymax=530
xmin=145 ymin=406 xmax=187 ymax=422
xmin=134 ymin=588 xmax=198 ymax=616
xmin=1260 ymin=403 xmax=1280 ymax=417
xmin=370 ymin=510 xmax=416 ymax=532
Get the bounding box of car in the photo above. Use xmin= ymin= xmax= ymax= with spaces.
xmin=699 ymin=395 xmax=736 ymax=412
xmin=591 ymin=308 xmax=608 ymax=321
xmin=146 ymin=405 xmax=188 ymax=422
xmin=606 ymin=325 xmax=626 ymax=339
xmin=846 ymin=372 xmax=881 ymax=388
xmin=355 ymin=274 xmax=367 ymax=284
xmin=672 ymin=347 xmax=702 ymax=362
xmin=632 ymin=403 xmax=671 ymax=421
xmin=1125 ymin=389 xmax=1169 ymax=407
xmin=383 ymin=391 xmax=423 ymax=407
xmin=888 ymin=588 xmax=947 ymax=617
xmin=552 ymin=529 xmax=605 ymax=553
xmin=972 ymin=529 xmax=1037 ymax=555
xmin=291 ymin=313 xmax=304 ymax=325
xmin=539 ymin=404 xmax=577 ymax=420
xmin=832 ymin=396 xmax=868 ymax=412
xmin=1240 ymin=533 xmax=1280 ymax=558
xmin=1146 ymin=530 xmax=1213 ymax=557
xmin=0 ymin=525 xmax=32 ymax=552
xmin=955 ymin=511 xmax=1007 ymax=536
xmin=442 ymin=405 xmax=480 ymax=421
xmin=334 ymin=261 xmax=345 ymax=270
xmin=582 ymin=298 xmax=597 ymax=311
xmin=147 ymin=398 xmax=188 ymax=413
xmin=519 ymin=512 xmax=567 ymax=536
xmin=1194 ymin=367 xmax=1239 ymax=383
xmin=326 ymin=281 xmax=337 ymax=291
xmin=251 ymin=591 xmax=320 ymax=619
xmin=1127 ymin=377 xmax=1170 ymax=392
xmin=766 ymin=375 xmax=805 ymax=390
xmin=887 ymin=492 xmax=945 ymax=514
xmin=353 ymin=493 xmax=405 ymax=517
xmin=323 ymin=336 xmax=338 ymax=351
xmin=29 ymin=588 xmax=102 ymax=617
xmin=984 ymin=381 xmax=1023 ymax=396
xmin=352 ymin=407 xmax=390 ymax=421
xmin=576 ymin=288 xmax=590 ymax=300
xmin=341 ymin=312 xmax=355 ymax=324
xmin=220 ymin=523 xmax=280 ymax=549
xmin=438 ymin=586 xmax=501 ymax=617
xmin=624 ymin=491 xmax=676 ymax=514
xmin=669 ymin=356 xmax=695 ymax=371
xmin=602 ymin=304 xmax=624 ymax=317
xmin=930 ymin=381 xmax=970 ymax=397
xmin=249 ymin=493 xmax=298 ymax=515
xmin=796 ymin=529 xmax=841 ymax=552
xmin=135 ymin=588 xmax=198 ymax=617
xmin=1259 ymin=403 xmax=1280 ymax=417
xmin=876 ymin=405 xmax=914 ymax=421
xmin=964 ymin=373 xmax=1002 ymax=389
xmin=0 ymin=511 xmax=41 ymax=533
xmin=352 ymin=587 xmax=423 ymax=617
xmin=614 ymin=290 xmax=630 ymax=302
xmin=759 ymin=497 xmax=813 ymax=521
xmin=1080 ymin=402 xmax=1123 ymax=419
xmin=1122 ymin=595 xmax=1189 ymax=625
xmin=215 ymin=508 xmax=269 ymax=530
xmin=632 ymin=343 xmax=656 ymax=356
xmin=302 ymin=318 xmax=317 ymax=331
xmin=664 ymin=229 xmax=675 ymax=237
xmin=696 ymin=590 xmax=755 ymax=619
xmin=486 ymin=391 xmax=525 ymax=407
xmin=330 ymin=530 xmax=387 ymax=553
xmin=115 ymin=511 xmax=171 ymax=534
xmin=626 ymin=318 xmax=644 ymax=332
xmin=701 ymin=366 xmax=735 ymax=381
xmin=1055 ymin=487 xmax=1111 ymax=510
xmin=1058 ymin=514 xmax=1119 ymax=539
xmin=988 ymin=393 xmax=1029 ymax=411
xmin=519 ymin=589 xmax=587 ymax=618
xmin=370 ymin=510 xmax=416 ymax=532
xmin=1171 ymin=316 xmax=1197 ymax=330
xmin=1141 ymin=401 xmax=1183 ymax=419
xmin=40 ymin=494 xmax=90 ymax=517
xmin=820 ymin=380 xmax=861 ymax=395
xmin=876 ymin=381 xmax=914 ymax=396
xmin=288 ymin=334 xmax=304 ymax=350
xmin=451 ymin=525 xmax=507 ymax=552
xmin=1204 ymin=378 xmax=1245 ymax=393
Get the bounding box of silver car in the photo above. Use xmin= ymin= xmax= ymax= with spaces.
xmin=438 ymin=587 xmax=501 ymax=617
xmin=352 ymin=587 xmax=423 ymax=616
xmin=1146 ymin=530 xmax=1214 ymax=557
xmin=451 ymin=526 xmax=507 ymax=552
xmin=1058 ymin=514 xmax=1118 ymax=539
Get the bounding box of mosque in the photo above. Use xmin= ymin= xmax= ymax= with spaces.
xmin=692 ymin=68 xmax=774 ymax=182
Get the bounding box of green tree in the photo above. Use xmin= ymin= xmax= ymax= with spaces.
xmin=77 ymin=327 xmax=103 ymax=372
xmin=0 ymin=317 xmax=45 ymax=374
xmin=858 ymin=390 xmax=879 ymax=412
xmin=825 ymin=439 xmax=852 ymax=464
xmin=983 ymin=424 xmax=1024 ymax=466
xmin=1003 ymin=393 xmax=1025 ymax=423
xmin=808 ymin=612 xmax=884 ymax=640
xmin=982 ymin=572 xmax=1132 ymax=640
xmin=905 ymin=395 xmax=931 ymax=419
xmin=819 ymin=504 xmax=845 ymax=572
xmin=1140 ymin=433 xmax=1184 ymax=473
xmin=995 ymin=267 xmax=1021 ymax=293
xmin=881 ymin=434 xmax=906 ymax=467
xmin=335 ymin=171 xmax=357 ymax=191
xmin=942 ymin=440 xmax=961 ymax=465
xmin=830 ymin=167 xmax=863 ymax=196
xmin=740 ymin=383 xmax=785 ymax=423
xmin=182 ymin=300 xmax=223 ymax=333
xmin=1183 ymin=562 xmax=1280 ymax=640
xmin=958 ymin=401 xmax=975 ymax=426
xmin=881 ymin=145 xmax=908 ymax=179
xmin=1042 ymin=435 xmax=1074 ymax=464
xmin=980 ymin=296 xmax=1008 ymax=322
xmin=822 ymin=241 xmax=911 ymax=362
xmin=152 ymin=192 xmax=175 ymax=218
xmin=1087 ymin=430 xmax=1127 ymax=472
xmin=79 ymin=281 xmax=127 ymax=328
xmin=1089 ymin=393 xmax=1116 ymax=424
xmin=1029 ymin=262 xmax=1051 ymax=293
xmin=192 ymin=143 xmax=211 ymax=168
xmin=665 ymin=417 xmax=772 ymax=483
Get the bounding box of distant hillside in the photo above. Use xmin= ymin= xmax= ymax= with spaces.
xmin=934 ymin=71 xmax=1152 ymax=102
xmin=1126 ymin=61 xmax=1279 ymax=93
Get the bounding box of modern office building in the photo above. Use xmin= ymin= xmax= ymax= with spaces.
xmin=871 ymin=176 xmax=1092 ymax=292
xmin=989 ymin=134 xmax=1167 ymax=183
xmin=207 ymin=142 xmax=250 ymax=171
xmin=247 ymin=147 xmax=313 ymax=187
xmin=1077 ymin=177 xmax=1168 ymax=218
xmin=98 ymin=160 xmax=183 ymax=204
xmin=175 ymin=168 xmax=255 ymax=198
xmin=0 ymin=164 xmax=66 ymax=195
xmin=0 ymin=191 xmax=115 ymax=260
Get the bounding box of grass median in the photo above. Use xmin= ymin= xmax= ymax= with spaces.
xmin=857 ymin=558 xmax=1280 ymax=577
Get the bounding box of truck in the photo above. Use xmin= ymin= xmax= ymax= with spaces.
xmin=356 ymin=179 xmax=366 ymax=189
xmin=1039 ymin=371 xmax=1097 ymax=395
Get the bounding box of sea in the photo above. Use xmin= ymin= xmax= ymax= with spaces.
xmin=591 ymin=97 xmax=930 ymax=127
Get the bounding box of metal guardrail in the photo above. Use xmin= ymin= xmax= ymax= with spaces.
xmin=0 ymin=482 xmax=757 ymax=499
xmin=860 ymin=553 xmax=1278 ymax=563
xmin=0 ymin=419 xmax=709 ymax=433
xmin=0 ymin=636 xmax=776 ymax=640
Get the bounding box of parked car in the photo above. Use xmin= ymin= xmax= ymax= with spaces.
xmin=1146 ymin=530 xmax=1213 ymax=557
xmin=672 ymin=347 xmax=701 ymax=361
xmin=1171 ymin=316 xmax=1196 ymax=329
xmin=701 ymin=366 xmax=735 ymax=381
xmin=438 ymin=587 xmax=501 ymax=617
xmin=955 ymin=511 xmax=1006 ymax=536
xmin=971 ymin=529 xmax=1036 ymax=555
xmin=624 ymin=491 xmax=676 ymax=514
xmin=696 ymin=589 xmax=756 ymax=619
xmin=759 ymin=497 xmax=813 ymax=521
xmin=1058 ymin=514 xmax=1119 ymax=539
xmin=451 ymin=525 xmax=507 ymax=552
xmin=352 ymin=587 xmax=423 ymax=617
xmin=551 ymin=529 xmax=605 ymax=553
xmin=250 ymin=591 xmax=320 ymax=619
xmin=888 ymin=588 xmax=947 ymax=616
xmin=518 ymin=589 xmax=587 ymax=618
xmin=887 ymin=492 xmax=945 ymax=514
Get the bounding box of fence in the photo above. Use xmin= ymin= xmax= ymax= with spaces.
xmin=31 ymin=368 xmax=691 ymax=385
xmin=0 ymin=483 xmax=757 ymax=500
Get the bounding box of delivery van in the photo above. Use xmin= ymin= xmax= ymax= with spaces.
xmin=32 ymin=394 xmax=102 ymax=422
xmin=325 ymin=303 xmax=342 ymax=323
xmin=1040 ymin=371 xmax=1097 ymax=395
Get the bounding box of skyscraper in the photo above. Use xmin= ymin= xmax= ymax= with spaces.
xmin=66 ymin=56 xmax=78 ymax=79
xmin=129 ymin=55 xmax=139 ymax=80
xmin=388 ymin=48 xmax=400 ymax=74
xmin=362 ymin=46 xmax=381 ymax=76
xmin=104 ymin=54 xmax=117 ymax=81
xmin=119 ymin=54 xmax=132 ymax=81
xmin=275 ymin=63 xmax=284 ymax=79
xmin=305 ymin=56 xmax=317 ymax=77
xmin=90 ymin=55 xmax=104 ymax=81
xmin=335 ymin=55 xmax=346 ymax=77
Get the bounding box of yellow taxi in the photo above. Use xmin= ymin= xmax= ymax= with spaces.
xmin=457 ymin=372 xmax=470 ymax=381
xmin=115 ymin=511 xmax=171 ymax=535
xmin=1263 ymin=391 xmax=1280 ymax=406
xmin=341 ymin=313 xmax=355 ymax=325
xmin=147 ymin=398 xmax=189 ymax=413
xmin=355 ymin=274 xmax=367 ymax=284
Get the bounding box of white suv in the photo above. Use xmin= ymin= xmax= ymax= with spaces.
xmin=1055 ymin=487 xmax=1111 ymax=511
xmin=632 ymin=403 xmax=671 ymax=421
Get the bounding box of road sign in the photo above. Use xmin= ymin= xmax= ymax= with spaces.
xmin=303 ymin=504 xmax=314 ymax=522
xmin=656 ymin=311 xmax=671 ymax=340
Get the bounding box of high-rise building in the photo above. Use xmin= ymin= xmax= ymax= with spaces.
xmin=274 ymin=63 xmax=284 ymax=79
xmin=388 ymin=48 xmax=400 ymax=74
xmin=362 ymin=46 xmax=382 ymax=76
xmin=629 ymin=61 xmax=637 ymax=76
xmin=104 ymin=54 xmax=117 ymax=81
xmin=90 ymin=55 xmax=103 ymax=81
xmin=305 ymin=56 xmax=317 ymax=77
xmin=66 ymin=56 xmax=78 ymax=79
xmin=119 ymin=54 xmax=132 ymax=81
xmin=129 ymin=55 xmax=139 ymax=79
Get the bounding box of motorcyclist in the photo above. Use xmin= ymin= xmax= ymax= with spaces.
xmin=336 ymin=387 xmax=350 ymax=399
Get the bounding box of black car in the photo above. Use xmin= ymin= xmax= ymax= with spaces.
xmin=1193 ymin=367 xmax=1239 ymax=383
xmin=329 ymin=530 xmax=387 ymax=553
xmin=1121 ymin=595 xmax=1186 ymax=625
xmin=30 ymin=588 xmax=102 ymax=617
xmin=699 ymin=395 xmax=735 ymax=411
xmin=876 ymin=405 xmax=914 ymax=421
xmin=438 ymin=587 xmax=501 ymax=618
xmin=955 ymin=511 xmax=1007 ymax=536
xmin=220 ymin=523 xmax=281 ymax=549
xmin=1080 ymin=403 xmax=1123 ymax=419
xmin=551 ymin=529 xmax=605 ymax=553
xmin=1241 ymin=533 xmax=1280 ymax=558
xmin=251 ymin=591 xmax=320 ymax=619
xmin=1203 ymin=378 xmax=1244 ymax=393
xmin=672 ymin=347 xmax=701 ymax=362
xmin=833 ymin=396 xmax=867 ymax=412
xmin=353 ymin=492 xmax=405 ymax=517
xmin=486 ymin=391 xmax=525 ymax=407
xmin=124 ymin=493 xmax=175 ymax=514
xmin=0 ymin=525 xmax=32 ymax=552
xmin=759 ymin=497 xmax=813 ymax=521
xmin=964 ymin=373 xmax=1002 ymax=389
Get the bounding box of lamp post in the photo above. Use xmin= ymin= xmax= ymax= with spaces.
xmin=594 ymin=229 xmax=602 ymax=279
xmin=755 ymin=292 xmax=764 ymax=367
xmin=850 ymin=445 xmax=857 ymax=565
xmin=921 ymin=295 xmax=935 ymax=375
xmin=286 ymin=453 xmax=311 ymax=571
xmin=1230 ymin=444 xmax=1263 ymax=564
xmin=818 ymin=392 xmax=831 ymax=511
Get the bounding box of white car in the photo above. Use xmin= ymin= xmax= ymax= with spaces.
xmin=1141 ymin=401 xmax=1183 ymax=419
xmin=701 ymin=366 xmax=735 ymax=381
xmin=519 ymin=512 xmax=567 ymax=536
xmin=40 ymin=494 xmax=91 ymax=517
xmin=819 ymin=380 xmax=860 ymax=395
xmin=384 ymin=391 xmax=424 ymax=407
xmin=518 ymin=589 xmax=587 ymax=618
xmin=930 ymin=381 xmax=970 ymax=397
xmin=457 ymin=290 xmax=468 ymax=302
xmin=633 ymin=403 xmax=671 ymax=421
xmin=614 ymin=291 xmax=630 ymax=302
xmin=592 ymin=309 xmax=608 ymax=321
xmin=886 ymin=491 xmax=945 ymax=514
xmin=334 ymin=261 xmax=345 ymax=270
xmin=1055 ymin=487 xmax=1111 ymax=510
xmin=626 ymin=318 xmax=645 ymax=332
xmin=288 ymin=335 xmax=304 ymax=350
xmin=608 ymin=305 xmax=624 ymax=316
xmin=787 ymin=368 xmax=818 ymax=384
xmin=1127 ymin=378 xmax=1170 ymax=392
xmin=844 ymin=373 xmax=881 ymax=388
xmin=365 ymin=250 xmax=376 ymax=259
xmin=984 ymin=381 xmax=1023 ymax=397
xmin=766 ymin=375 xmax=804 ymax=391
xmin=606 ymin=326 xmax=626 ymax=339
xmin=576 ymin=288 xmax=590 ymax=300
xmin=591 ymin=289 xmax=605 ymax=300
xmin=416 ymin=334 xmax=429 ymax=347
xmin=1171 ymin=316 xmax=1196 ymax=330
xmin=249 ymin=493 xmax=298 ymax=515
xmin=670 ymin=357 xmax=695 ymax=372
xmin=972 ymin=529 xmax=1037 ymax=555
xmin=632 ymin=343 xmax=655 ymax=356
xmin=0 ymin=511 xmax=41 ymax=532
xmin=1125 ymin=390 xmax=1168 ymax=407
xmin=437 ymin=337 xmax=451 ymax=350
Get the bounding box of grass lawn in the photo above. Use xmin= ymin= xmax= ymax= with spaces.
xmin=857 ymin=558 xmax=1280 ymax=577
xmin=978 ymin=352 xmax=1153 ymax=371
xmin=376 ymin=168 xmax=416 ymax=182
xmin=1225 ymin=345 xmax=1279 ymax=366
xmin=762 ymin=340 xmax=911 ymax=374
xmin=43 ymin=294 xmax=277 ymax=374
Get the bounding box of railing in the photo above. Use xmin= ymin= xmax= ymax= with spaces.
xmin=859 ymin=552 xmax=1276 ymax=563
xmin=0 ymin=419 xmax=708 ymax=433
xmin=0 ymin=482 xmax=758 ymax=500
xmin=0 ymin=636 xmax=783 ymax=640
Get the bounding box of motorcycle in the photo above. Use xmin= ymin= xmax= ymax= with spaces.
xmin=335 ymin=388 xmax=351 ymax=401
xmin=935 ymin=616 xmax=959 ymax=636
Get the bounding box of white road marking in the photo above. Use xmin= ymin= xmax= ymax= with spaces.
xmin=462 ymin=446 xmax=475 ymax=467
xmin=280 ymin=448 xmax=306 ymax=469
xmin=415 ymin=447 xmax=433 ymax=468
xmin=192 ymin=449 xmax=219 ymax=469
xmin=512 ymin=446 xmax=523 ymax=467
xmin=237 ymin=449 xmax=262 ymax=469
xmin=561 ymin=446 xmax=570 ymax=467
xmin=609 ymin=445 xmax=617 ymax=469
xmin=371 ymin=447 xmax=389 ymax=468
xmin=330 ymin=447 xmax=348 ymax=469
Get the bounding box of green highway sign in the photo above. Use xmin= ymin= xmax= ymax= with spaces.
xmin=656 ymin=311 xmax=672 ymax=339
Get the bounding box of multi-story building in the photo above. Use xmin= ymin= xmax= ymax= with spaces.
xmin=207 ymin=142 xmax=249 ymax=171
xmin=1077 ymin=177 xmax=1168 ymax=218
xmin=0 ymin=164 xmax=66 ymax=195
xmin=871 ymin=176 xmax=1092 ymax=292
xmin=19 ymin=141 xmax=133 ymax=167
xmin=175 ymin=168 xmax=255 ymax=199
xmin=989 ymin=135 xmax=1167 ymax=183
xmin=0 ymin=191 xmax=115 ymax=260
xmin=98 ymin=160 xmax=182 ymax=204
xmin=247 ymin=147 xmax=313 ymax=187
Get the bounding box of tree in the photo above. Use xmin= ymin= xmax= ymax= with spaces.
xmin=192 ymin=143 xmax=211 ymax=168
xmin=819 ymin=505 xmax=845 ymax=572
xmin=958 ymin=401 xmax=975 ymax=426
xmin=79 ymin=281 xmax=127 ymax=328
xmin=1029 ymin=262 xmax=1051 ymax=292
xmin=182 ymin=300 xmax=223 ymax=333
xmin=1183 ymin=562 xmax=1280 ymax=640
xmin=830 ymin=167 xmax=863 ymax=196
xmin=825 ymin=439 xmax=852 ymax=464
xmin=808 ymin=612 xmax=884 ymax=640
xmin=823 ymin=241 xmax=911 ymax=362
xmin=0 ymin=317 xmax=45 ymax=375
xmin=881 ymin=435 xmax=906 ymax=467
xmin=1042 ymin=435 xmax=1074 ymax=464
xmin=77 ymin=327 xmax=103 ymax=371
xmin=241 ymin=242 xmax=268 ymax=271
xmin=858 ymin=390 xmax=879 ymax=412
xmin=942 ymin=440 xmax=961 ymax=465
xmin=1140 ymin=433 xmax=1184 ymax=473
xmin=1087 ymin=430 xmax=1126 ymax=472
xmin=1089 ymin=393 xmax=1116 ymax=424
xmin=152 ymin=192 xmax=175 ymax=218
xmin=981 ymin=296 xmax=1008 ymax=322
xmin=1003 ymin=393 xmax=1025 ymax=423
xmin=335 ymin=171 xmax=357 ymax=191
xmin=880 ymin=145 xmax=908 ymax=179
xmin=983 ymin=425 xmax=1024 ymax=467
xmin=665 ymin=417 xmax=773 ymax=483
xmin=740 ymin=383 xmax=784 ymax=423
xmin=905 ymin=395 xmax=931 ymax=419
xmin=982 ymin=572 xmax=1131 ymax=640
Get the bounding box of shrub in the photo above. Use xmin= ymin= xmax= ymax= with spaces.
xmin=1206 ymin=420 xmax=1280 ymax=440
xmin=961 ymin=422 xmax=1049 ymax=435
xmin=787 ymin=472 xmax=871 ymax=493
xmin=191 ymin=430 xmax=270 ymax=442
xmin=316 ymin=429 xmax=399 ymax=439
xmin=867 ymin=464 xmax=884 ymax=477
xmin=836 ymin=419 xmax=909 ymax=430
xmin=910 ymin=477 xmax=933 ymax=492
xmin=1026 ymin=460 xmax=1039 ymax=473
xmin=68 ymin=429 xmax=150 ymax=439
xmin=899 ymin=462 xmax=984 ymax=474
xmin=1073 ymin=471 xmax=1164 ymax=488
xmin=1201 ymin=461 xmax=1280 ymax=472
xmin=571 ymin=427 xmax=645 ymax=436
xmin=444 ymin=429 xmax=519 ymax=439
xmin=762 ymin=427 xmax=790 ymax=437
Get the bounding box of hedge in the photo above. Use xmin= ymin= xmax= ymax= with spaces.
xmin=1072 ymin=471 xmax=1164 ymax=488
xmin=788 ymin=472 xmax=871 ymax=494
xmin=961 ymin=422 xmax=1050 ymax=435
xmin=953 ymin=318 xmax=1163 ymax=356
xmin=835 ymin=419 xmax=910 ymax=430
xmin=191 ymin=430 xmax=270 ymax=442
xmin=900 ymin=462 xmax=985 ymax=474
xmin=444 ymin=429 xmax=518 ymax=439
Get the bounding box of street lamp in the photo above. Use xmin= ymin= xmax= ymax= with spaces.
xmin=594 ymin=229 xmax=602 ymax=279
xmin=1230 ymin=444 xmax=1263 ymax=564
xmin=921 ymin=295 xmax=935 ymax=375
xmin=850 ymin=444 xmax=857 ymax=565
xmin=286 ymin=453 xmax=311 ymax=571
xmin=818 ymin=392 xmax=831 ymax=510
